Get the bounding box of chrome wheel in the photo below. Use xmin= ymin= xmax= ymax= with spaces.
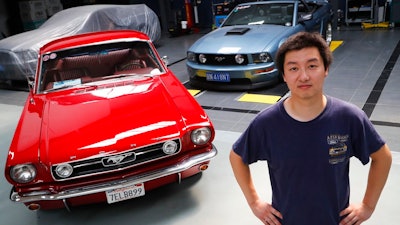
xmin=325 ymin=22 xmax=332 ymax=46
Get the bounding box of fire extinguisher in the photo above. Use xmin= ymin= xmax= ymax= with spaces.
xmin=183 ymin=0 xmax=194 ymax=30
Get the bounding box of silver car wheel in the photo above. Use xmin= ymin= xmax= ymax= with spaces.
xmin=325 ymin=22 xmax=333 ymax=45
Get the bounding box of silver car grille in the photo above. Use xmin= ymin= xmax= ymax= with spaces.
xmin=195 ymin=54 xmax=249 ymax=65
xmin=51 ymin=139 xmax=181 ymax=181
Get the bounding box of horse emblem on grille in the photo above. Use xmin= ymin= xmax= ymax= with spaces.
xmin=102 ymin=152 xmax=135 ymax=167
xmin=215 ymin=56 xmax=225 ymax=62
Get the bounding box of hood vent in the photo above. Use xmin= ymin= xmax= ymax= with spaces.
xmin=225 ymin=27 xmax=250 ymax=35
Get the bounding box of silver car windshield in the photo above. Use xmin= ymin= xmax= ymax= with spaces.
xmin=38 ymin=41 xmax=164 ymax=93
xmin=222 ymin=3 xmax=294 ymax=26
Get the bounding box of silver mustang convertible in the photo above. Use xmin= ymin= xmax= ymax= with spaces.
xmin=186 ymin=0 xmax=333 ymax=91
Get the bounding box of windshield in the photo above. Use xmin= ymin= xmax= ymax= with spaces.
xmin=222 ymin=3 xmax=294 ymax=26
xmin=38 ymin=41 xmax=164 ymax=93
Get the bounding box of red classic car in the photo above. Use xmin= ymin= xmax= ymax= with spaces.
xmin=4 ymin=30 xmax=217 ymax=210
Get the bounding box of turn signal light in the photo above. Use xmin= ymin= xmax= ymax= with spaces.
xmin=199 ymin=164 xmax=209 ymax=171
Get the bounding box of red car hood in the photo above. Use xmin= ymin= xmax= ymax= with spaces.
xmin=40 ymin=80 xmax=184 ymax=164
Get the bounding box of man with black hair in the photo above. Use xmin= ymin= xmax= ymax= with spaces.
xmin=230 ymin=32 xmax=392 ymax=225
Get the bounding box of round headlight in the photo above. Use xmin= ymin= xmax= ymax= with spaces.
xmin=10 ymin=164 xmax=37 ymax=184
xmin=259 ymin=53 xmax=271 ymax=63
xmin=235 ymin=54 xmax=245 ymax=64
xmin=199 ymin=54 xmax=207 ymax=63
xmin=163 ymin=140 xmax=178 ymax=155
xmin=191 ymin=127 xmax=212 ymax=145
xmin=187 ymin=52 xmax=196 ymax=62
xmin=55 ymin=164 xmax=73 ymax=178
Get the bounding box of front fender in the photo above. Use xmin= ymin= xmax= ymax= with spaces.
xmin=7 ymin=95 xmax=44 ymax=167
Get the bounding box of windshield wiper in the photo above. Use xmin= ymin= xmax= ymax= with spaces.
xmin=45 ymin=85 xmax=75 ymax=92
xmin=45 ymin=83 xmax=98 ymax=93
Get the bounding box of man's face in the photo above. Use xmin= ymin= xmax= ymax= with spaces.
xmin=282 ymin=47 xmax=328 ymax=99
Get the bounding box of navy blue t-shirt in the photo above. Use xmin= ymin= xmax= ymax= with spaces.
xmin=232 ymin=96 xmax=385 ymax=225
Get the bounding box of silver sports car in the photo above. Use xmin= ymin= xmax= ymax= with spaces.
xmin=187 ymin=0 xmax=333 ymax=91
xmin=0 ymin=4 xmax=161 ymax=83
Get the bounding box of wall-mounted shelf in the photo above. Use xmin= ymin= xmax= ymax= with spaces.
xmin=346 ymin=0 xmax=374 ymax=24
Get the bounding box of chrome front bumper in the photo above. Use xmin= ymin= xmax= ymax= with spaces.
xmin=10 ymin=146 xmax=217 ymax=203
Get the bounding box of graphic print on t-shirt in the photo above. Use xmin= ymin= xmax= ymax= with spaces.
xmin=327 ymin=134 xmax=349 ymax=164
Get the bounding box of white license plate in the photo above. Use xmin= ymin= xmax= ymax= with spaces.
xmin=206 ymin=72 xmax=230 ymax=82
xmin=106 ymin=183 xmax=145 ymax=204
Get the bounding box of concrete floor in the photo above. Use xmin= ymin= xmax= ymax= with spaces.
xmin=0 ymin=26 xmax=399 ymax=225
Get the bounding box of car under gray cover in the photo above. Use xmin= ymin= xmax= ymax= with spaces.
xmin=0 ymin=4 xmax=161 ymax=82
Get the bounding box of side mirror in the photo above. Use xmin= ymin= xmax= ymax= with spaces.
xmin=27 ymin=76 xmax=34 ymax=90
xmin=162 ymin=56 xmax=169 ymax=66
xmin=298 ymin=13 xmax=313 ymax=23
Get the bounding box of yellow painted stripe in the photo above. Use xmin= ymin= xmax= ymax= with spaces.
xmin=238 ymin=93 xmax=281 ymax=104
xmin=188 ymin=89 xmax=201 ymax=96
xmin=330 ymin=41 xmax=343 ymax=52
xmin=362 ymin=21 xmax=389 ymax=29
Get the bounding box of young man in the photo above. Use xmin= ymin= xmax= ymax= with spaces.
xmin=230 ymin=32 xmax=392 ymax=225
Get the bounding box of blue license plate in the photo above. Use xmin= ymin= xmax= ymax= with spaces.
xmin=206 ymin=72 xmax=230 ymax=82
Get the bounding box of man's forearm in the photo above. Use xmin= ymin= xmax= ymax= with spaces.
xmin=362 ymin=144 xmax=392 ymax=210
xmin=229 ymin=150 xmax=260 ymax=205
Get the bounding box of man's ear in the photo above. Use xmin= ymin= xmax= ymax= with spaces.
xmin=324 ymin=68 xmax=329 ymax=77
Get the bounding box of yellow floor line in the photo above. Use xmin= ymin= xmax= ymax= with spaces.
xmin=188 ymin=89 xmax=201 ymax=96
xmin=330 ymin=40 xmax=343 ymax=52
xmin=238 ymin=93 xmax=281 ymax=104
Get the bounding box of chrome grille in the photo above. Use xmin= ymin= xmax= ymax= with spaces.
xmin=195 ymin=54 xmax=249 ymax=65
xmin=51 ymin=139 xmax=181 ymax=181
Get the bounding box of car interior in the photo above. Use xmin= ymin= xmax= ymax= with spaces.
xmin=40 ymin=43 xmax=161 ymax=92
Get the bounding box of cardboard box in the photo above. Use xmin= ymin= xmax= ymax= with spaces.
xmin=19 ymin=0 xmax=47 ymax=23
xmin=44 ymin=0 xmax=62 ymax=6
xmin=46 ymin=4 xmax=63 ymax=16
xmin=19 ymin=0 xmax=46 ymax=12
xmin=20 ymin=8 xmax=47 ymax=22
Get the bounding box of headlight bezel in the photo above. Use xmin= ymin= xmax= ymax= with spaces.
xmin=55 ymin=163 xmax=74 ymax=179
xmin=190 ymin=127 xmax=212 ymax=145
xmin=253 ymin=52 xmax=273 ymax=63
xmin=10 ymin=164 xmax=37 ymax=184
xmin=187 ymin=51 xmax=196 ymax=62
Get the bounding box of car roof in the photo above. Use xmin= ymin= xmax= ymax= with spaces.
xmin=39 ymin=4 xmax=161 ymax=42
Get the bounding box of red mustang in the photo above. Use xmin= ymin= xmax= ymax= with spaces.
xmin=4 ymin=30 xmax=217 ymax=210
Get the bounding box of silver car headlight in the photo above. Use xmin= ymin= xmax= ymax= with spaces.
xmin=191 ymin=127 xmax=212 ymax=145
xmin=235 ymin=54 xmax=245 ymax=64
xmin=55 ymin=164 xmax=73 ymax=178
xmin=259 ymin=52 xmax=272 ymax=62
xmin=187 ymin=51 xmax=196 ymax=62
xmin=10 ymin=164 xmax=37 ymax=183
xmin=253 ymin=52 xmax=273 ymax=63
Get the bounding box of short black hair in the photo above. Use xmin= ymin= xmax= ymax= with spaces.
xmin=275 ymin=32 xmax=333 ymax=74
